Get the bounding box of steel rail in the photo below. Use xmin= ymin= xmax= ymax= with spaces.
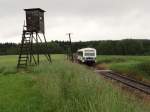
xmin=95 ymin=70 xmax=150 ymax=95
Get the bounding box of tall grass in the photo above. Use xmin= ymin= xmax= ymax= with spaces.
xmin=0 ymin=55 xmax=149 ymax=112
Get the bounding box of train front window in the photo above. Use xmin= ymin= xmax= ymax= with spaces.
xmin=84 ymin=53 xmax=95 ymax=56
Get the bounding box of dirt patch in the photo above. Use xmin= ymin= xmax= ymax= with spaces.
xmin=95 ymin=63 xmax=108 ymax=70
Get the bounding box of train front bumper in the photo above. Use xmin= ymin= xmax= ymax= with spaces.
xmin=83 ymin=57 xmax=96 ymax=63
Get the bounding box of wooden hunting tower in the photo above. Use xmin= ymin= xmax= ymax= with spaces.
xmin=17 ymin=8 xmax=52 ymax=68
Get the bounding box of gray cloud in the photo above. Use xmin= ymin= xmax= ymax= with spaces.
xmin=0 ymin=0 xmax=150 ymax=42
xmin=1 ymin=0 xmax=149 ymax=16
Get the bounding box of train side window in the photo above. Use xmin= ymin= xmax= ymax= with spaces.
xmin=78 ymin=51 xmax=83 ymax=56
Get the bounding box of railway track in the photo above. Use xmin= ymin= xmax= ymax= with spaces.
xmin=94 ymin=69 xmax=150 ymax=95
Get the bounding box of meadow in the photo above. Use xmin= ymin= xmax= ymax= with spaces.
xmin=0 ymin=55 xmax=149 ymax=112
xmin=97 ymin=56 xmax=150 ymax=83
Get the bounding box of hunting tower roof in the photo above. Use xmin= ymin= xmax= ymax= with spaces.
xmin=24 ymin=8 xmax=45 ymax=12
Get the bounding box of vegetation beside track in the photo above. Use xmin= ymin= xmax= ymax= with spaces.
xmin=0 ymin=55 xmax=149 ymax=112
xmin=97 ymin=56 xmax=150 ymax=83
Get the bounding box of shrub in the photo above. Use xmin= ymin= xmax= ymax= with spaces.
xmin=136 ymin=62 xmax=150 ymax=76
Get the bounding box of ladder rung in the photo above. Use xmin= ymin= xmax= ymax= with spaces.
xmin=19 ymin=60 xmax=27 ymax=61
xmin=19 ymin=56 xmax=28 ymax=58
xmin=18 ymin=61 xmax=27 ymax=63
xmin=18 ymin=60 xmax=27 ymax=62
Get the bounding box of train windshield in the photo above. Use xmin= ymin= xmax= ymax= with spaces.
xmin=84 ymin=53 xmax=95 ymax=56
xmin=84 ymin=50 xmax=95 ymax=56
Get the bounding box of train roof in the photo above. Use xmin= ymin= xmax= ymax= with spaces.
xmin=77 ymin=48 xmax=96 ymax=52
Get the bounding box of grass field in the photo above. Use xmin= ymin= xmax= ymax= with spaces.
xmin=97 ymin=56 xmax=150 ymax=83
xmin=0 ymin=55 xmax=149 ymax=112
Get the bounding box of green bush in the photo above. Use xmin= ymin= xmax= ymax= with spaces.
xmin=97 ymin=57 xmax=127 ymax=64
xmin=136 ymin=62 xmax=150 ymax=75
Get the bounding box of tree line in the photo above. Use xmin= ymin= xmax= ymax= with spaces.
xmin=0 ymin=39 xmax=150 ymax=55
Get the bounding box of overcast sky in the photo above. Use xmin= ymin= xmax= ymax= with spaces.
xmin=0 ymin=0 xmax=150 ymax=43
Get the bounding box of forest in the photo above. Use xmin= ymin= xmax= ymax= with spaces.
xmin=0 ymin=39 xmax=150 ymax=55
